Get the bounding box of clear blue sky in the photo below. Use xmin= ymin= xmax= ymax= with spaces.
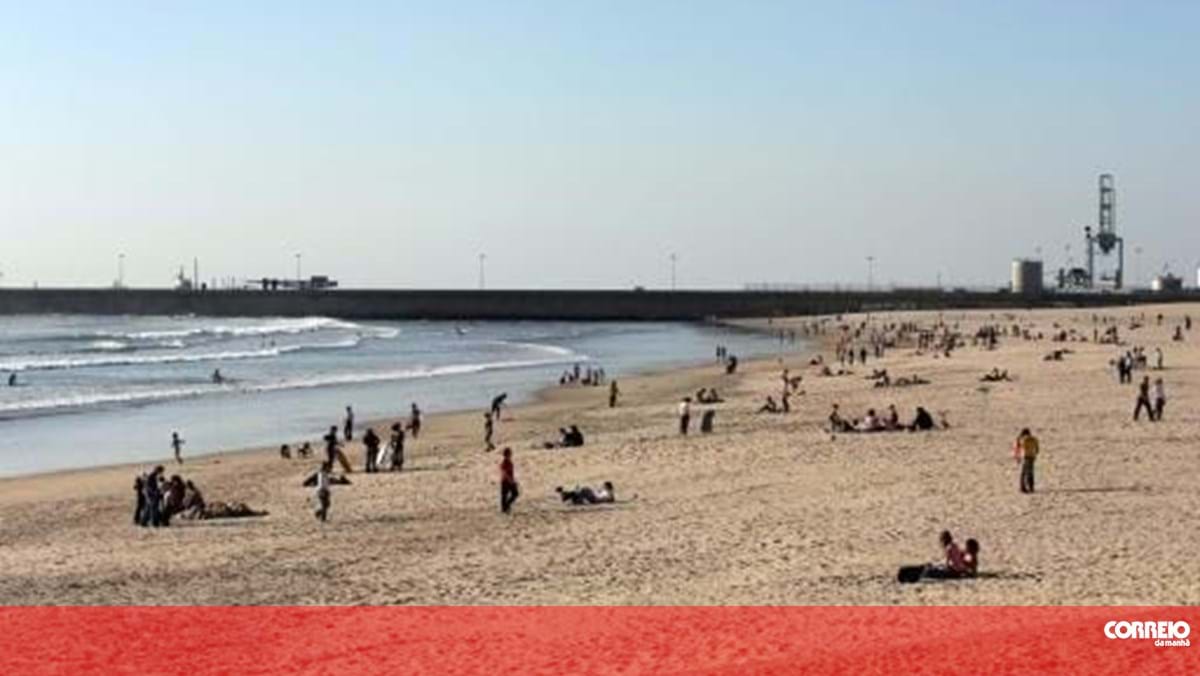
xmin=2 ymin=1 xmax=1197 ymax=289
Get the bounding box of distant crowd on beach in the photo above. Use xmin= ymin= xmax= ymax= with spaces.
xmin=131 ymin=307 xmax=1194 ymax=588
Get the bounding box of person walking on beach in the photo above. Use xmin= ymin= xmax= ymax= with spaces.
xmin=1152 ymin=378 xmax=1167 ymax=422
xmin=483 ymin=412 xmax=496 ymax=451
xmin=490 ymin=392 xmax=508 ymax=420
xmin=678 ymin=397 xmax=692 ymax=435
xmin=408 ymin=403 xmax=422 ymax=439
xmin=389 ymin=422 xmax=406 ymax=471
xmin=1133 ymin=376 xmax=1154 ymax=421
xmin=499 ymin=447 xmax=519 ymax=514
xmin=314 ymin=461 xmax=332 ymax=522
xmin=609 ymin=380 xmax=620 ymax=408
xmin=1014 ymin=428 xmax=1040 ymax=494
xmin=170 ymin=431 xmax=185 ymax=465
xmin=343 ymin=406 xmax=354 ymax=442
xmin=362 ymin=427 xmax=381 ymax=473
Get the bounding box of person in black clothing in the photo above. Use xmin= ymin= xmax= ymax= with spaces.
xmin=133 ymin=474 xmax=146 ymax=525
xmin=343 ymin=406 xmax=354 ymax=442
xmin=141 ymin=466 xmax=165 ymax=527
xmin=909 ymin=407 xmax=935 ymax=432
xmin=490 ymin=392 xmax=508 ymax=419
xmin=362 ymin=427 xmax=381 ymax=473
xmin=484 ymin=412 xmax=496 ymax=451
xmin=408 ymin=403 xmax=422 ymax=439
xmin=323 ymin=426 xmax=340 ymax=465
xmin=389 ymin=422 xmax=406 ymax=471
xmin=1133 ymin=376 xmax=1153 ymax=421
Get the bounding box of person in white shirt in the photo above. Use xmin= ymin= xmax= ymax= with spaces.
xmin=1152 ymin=378 xmax=1167 ymax=421
xmin=678 ymin=398 xmax=692 ymax=435
xmin=314 ymin=461 xmax=332 ymax=522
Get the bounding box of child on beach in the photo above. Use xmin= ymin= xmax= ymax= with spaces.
xmin=314 ymin=461 xmax=332 ymax=522
xmin=484 ymin=412 xmax=495 ymax=451
xmin=609 ymin=380 xmax=620 ymax=408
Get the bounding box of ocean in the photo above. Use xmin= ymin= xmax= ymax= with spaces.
xmin=0 ymin=315 xmax=786 ymax=476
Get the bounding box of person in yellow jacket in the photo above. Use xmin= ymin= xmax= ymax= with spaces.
xmin=1014 ymin=428 xmax=1040 ymax=493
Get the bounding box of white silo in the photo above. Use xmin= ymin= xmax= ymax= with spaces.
xmin=1011 ymin=259 xmax=1044 ymax=296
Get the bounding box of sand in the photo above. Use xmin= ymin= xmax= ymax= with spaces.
xmin=1 ymin=303 xmax=1198 ymax=605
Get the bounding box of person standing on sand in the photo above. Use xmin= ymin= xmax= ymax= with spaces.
xmin=609 ymin=380 xmax=620 ymax=408
xmin=1133 ymin=376 xmax=1154 ymax=421
xmin=170 ymin=431 xmax=185 ymax=464
xmin=678 ymin=397 xmax=692 ymax=435
xmin=1014 ymin=428 xmax=1040 ymax=494
xmin=362 ymin=427 xmax=381 ymax=473
xmin=499 ymin=447 xmax=519 ymax=514
xmin=484 ymin=412 xmax=496 ymax=451
xmin=314 ymin=461 xmax=332 ymax=522
xmin=408 ymin=403 xmax=422 ymax=439
xmin=389 ymin=422 xmax=406 ymax=471
xmin=343 ymin=406 xmax=354 ymax=442
xmin=1152 ymin=378 xmax=1167 ymax=422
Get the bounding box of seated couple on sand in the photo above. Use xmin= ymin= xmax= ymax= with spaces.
xmin=544 ymin=425 xmax=585 ymax=449
xmin=556 ymin=481 xmax=615 ymax=505
xmin=897 ymin=530 xmax=980 ymax=583
xmin=980 ymin=368 xmax=1012 ymax=383
xmin=829 ymin=404 xmax=938 ymax=433
xmin=757 ymin=393 xmax=793 ymax=414
xmin=695 ymin=387 xmax=723 ymax=404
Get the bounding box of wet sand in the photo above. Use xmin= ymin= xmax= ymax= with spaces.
xmin=1 ymin=303 xmax=1198 ymax=605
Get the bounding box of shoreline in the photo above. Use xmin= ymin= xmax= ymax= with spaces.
xmin=0 ymin=340 xmax=808 ymax=488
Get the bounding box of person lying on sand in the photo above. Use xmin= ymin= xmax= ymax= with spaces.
xmin=556 ymin=481 xmax=616 ymax=505
xmin=897 ymin=530 xmax=980 ymax=583
xmin=980 ymin=368 xmax=1011 ymax=382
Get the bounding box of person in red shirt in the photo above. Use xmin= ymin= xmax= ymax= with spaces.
xmin=499 ymin=447 xmax=519 ymax=514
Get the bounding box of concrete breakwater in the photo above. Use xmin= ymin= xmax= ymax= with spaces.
xmin=0 ymin=288 xmax=1192 ymax=321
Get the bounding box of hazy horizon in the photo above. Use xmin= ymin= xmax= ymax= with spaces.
xmin=3 ymin=2 xmax=1198 ymax=290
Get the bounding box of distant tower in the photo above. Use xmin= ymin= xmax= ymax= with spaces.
xmin=1084 ymin=173 xmax=1125 ymax=289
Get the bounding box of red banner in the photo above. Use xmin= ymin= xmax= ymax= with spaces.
xmin=1 ymin=606 xmax=1195 ymax=674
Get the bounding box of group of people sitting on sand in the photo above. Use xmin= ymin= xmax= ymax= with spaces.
xmin=897 ymin=530 xmax=980 ymax=583
xmin=828 ymin=403 xmax=939 ymax=433
xmin=867 ymin=369 xmax=929 ymax=388
xmin=134 ymin=466 xmax=264 ymax=527
xmin=543 ymin=425 xmax=585 ymax=449
xmin=695 ymin=387 xmax=723 ymax=404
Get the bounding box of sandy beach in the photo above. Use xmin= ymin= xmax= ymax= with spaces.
xmin=1 ymin=303 xmax=1198 ymax=605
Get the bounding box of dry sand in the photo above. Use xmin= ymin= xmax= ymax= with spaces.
xmin=1 ymin=303 xmax=1198 ymax=605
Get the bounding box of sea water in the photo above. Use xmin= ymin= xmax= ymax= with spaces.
xmin=0 ymin=315 xmax=788 ymax=476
